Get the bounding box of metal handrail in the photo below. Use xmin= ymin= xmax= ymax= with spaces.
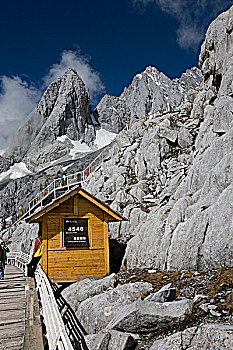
xmin=7 ymin=252 xmax=75 ymax=350
xmin=11 ymin=105 xmax=178 ymax=226
xmin=7 ymin=251 xmax=30 ymax=276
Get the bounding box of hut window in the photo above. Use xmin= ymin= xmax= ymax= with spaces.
xmin=64 ymin=218 xmax=89 ymax=248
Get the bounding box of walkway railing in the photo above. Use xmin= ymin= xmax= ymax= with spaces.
xmin=7 ymin=252 xmax=79 ymax=350
xmin=35 ymin=264 xmax=74 ymax=350
xmin=7 ymin=251 xmax=30 ymax=276
xmin=10 ymin=104 xmax=177 ymax=225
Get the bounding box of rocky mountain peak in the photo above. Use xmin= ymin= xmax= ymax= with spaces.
xmin=5 ymin=68 xmax=95 ymax=168
xmin=178 ymin=67 xmax=203 ymax=91
xmin=95 ymin=65 xmax=202 ymax=133
xmin=37 ymin=68 xmax=90 ymax=122
xmin=36 ymin=79 xmax=61 ymax=118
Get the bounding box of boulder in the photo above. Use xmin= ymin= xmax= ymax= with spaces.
xmin=76 ymin=282 xmax=153 ymax=333
xmin=107 ymin=330 xmax=137 ymax=350
xmin=85 ymin=330 xmax=137 ymax=350
xmin=85 ymin=333 xmax=110 ymax=350
xmin=145 ymin=284 xmax=176 ymax=303
xmin=149 ymin=324 xmax=233 ymax=350
xmin=61 ymin=274 xmax=117 ymax=311
xmin=107 ymin=299 xmax=193 ymax=333
xmin=177 ymin=127 xmax=193 ymax=148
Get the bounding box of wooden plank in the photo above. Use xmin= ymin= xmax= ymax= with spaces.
xmin=46 ymin=213 xmax=75 ymax=217
xmin=41 ymin=215 xmax=48 ymax=274
xmin=0 ymin=265 xmax=27 ymax=350
xmin=50 ymin=275 xmax=106 ymax=283
xmin=89 ymin=216 xmax=93 ymax=248
xmin=50 ymin=197 xmax=73 ymax=213
xmin=48 ymin=249 xmax=105 ymax=257
xmin=0 ymin=301 xmax=25 ymax=311
xmin=47 ymin=234 xmax=61 ymax=249
xmin=47 ymin=247 xmax=105 ymax=251
xmin=0 ymin=265 xmax=43 ymax=350
xmin=74 ymin=195 xmax=78 ymax=215
xmin=23 ymin=277 xmax=43 ymax=350
xmin=49 ymin=267 xmax=106 ymax=278
xmin=47 ymin=254 xmax=105 ymax=261
xmin=60 ymin=217 xmax=63 ymax=248
xmin=48 ymin=262 xmax=105 ymax=268
xmin=0 ymin=337 xmax=24 ymax=350
xmin=78 ymin=196 xmax=104 ymax=219
xmin=48 ymin=262 xmax=106 ymax=270
xmin=48 ymin=261 xmax=106 ymax=269
xmin=78 ymin=189 xmax=124 ymax=221
xmin=104 ymin=213 xmax=110 ymax=275
xmin=0 ymin=297 xmax=25 ymax=304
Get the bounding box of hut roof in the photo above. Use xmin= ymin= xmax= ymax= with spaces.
xmin=25 ymin=185 xmax=127 ymax=223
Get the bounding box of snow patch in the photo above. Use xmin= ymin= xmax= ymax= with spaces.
xmin=57 ymin=135 xmax=68 ymax=143
xmin=94 ymin=128 xmax=117 ymax=148
xmin=57 ymin=129 xmax=116 ymax=159
xmin=57 ymin=135 xmax=92 ymax=158
xmin=62 ymin=164 xmax=73 ymax=171
xmin=0 ymin=162 xmax=32 ymax=182
xmin=69 ymin=140 xmax=92 ymax=158
xmin=136 ymin=74 xmax=142 ymax=79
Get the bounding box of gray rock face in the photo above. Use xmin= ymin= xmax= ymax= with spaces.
xmin=159 ymin=5 xmax=233 ymax=271
xmin=76 ymin=282 xmax=153 ymax=334
xmin=95 ymin=66 xmax=202 ymax=133
xmin=6 ymin=110 xmax=45 ymax=164
xmin=1 ymin=221 xmax=38 ymax=254
xmin=149 ymin=323 xmax=233 ymax=350
xmin=0 ymin=63 xmax=201 ymax=242
xmin=85 ymin=106 xmax=199 ymax=245
xmin=107 ymin=299 xmax=193 ymax=333
xmin=61 ymin=274 xmax=117 ymax=311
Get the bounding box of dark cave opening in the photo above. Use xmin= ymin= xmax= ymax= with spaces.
xmin=109 ymin=239 xmax=127 ymax=273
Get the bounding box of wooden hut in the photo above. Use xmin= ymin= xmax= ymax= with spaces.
xmin=26 ymin=186 xmax=126 ymax=283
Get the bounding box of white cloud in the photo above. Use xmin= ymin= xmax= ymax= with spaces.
xmin=131 ymin=0 xmax=233 ymax=49
xmin=0 ymin=76 xmax=40 ymax=150
xmin=177 ymin=24 xmax=203 ymax=49
xmin=43 ymin=50 xmax=105 ymax=102
xmin=131 ymin=0 xmax=154 ymax=12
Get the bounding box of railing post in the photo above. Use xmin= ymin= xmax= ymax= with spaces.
xmin=25 ymin=264 xmax=28 ymax=277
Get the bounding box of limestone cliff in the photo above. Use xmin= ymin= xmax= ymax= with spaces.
xmin=85 ymin=6 xmax=233 ymax=272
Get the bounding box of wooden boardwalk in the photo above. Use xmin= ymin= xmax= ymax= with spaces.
xmin=0 ymin=265 xmax=26 ymax=349
xmin=0 ymin=264 xmax=43 ymax=350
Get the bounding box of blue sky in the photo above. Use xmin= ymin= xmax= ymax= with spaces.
xmin=0 ymin=0 xmax=232 ymax=148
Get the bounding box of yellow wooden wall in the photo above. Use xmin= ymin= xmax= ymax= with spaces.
xmin=40 ymin=194 xmax=109 ymax=282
